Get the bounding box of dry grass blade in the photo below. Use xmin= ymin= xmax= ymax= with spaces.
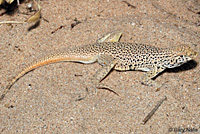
xmin=0 ymin=21 xmax=25 ymax=24
xmin=0 ymin=0 xmax=4 ymax=5
xmin=26 ymin=8 xmax=41 ymax=23
xmin=5 ymin=0 xmax=14 ymax=4
xmin=26 ymin=0 xmax=41 ymax=23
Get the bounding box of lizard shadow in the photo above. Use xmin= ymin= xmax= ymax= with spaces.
xmin=164 ymin=60 xmax=198 ymax=73
xmin=154 ymin=60 xmax=198 ymax=79
xmin=115 ymin=60 xmax=197 ymax=79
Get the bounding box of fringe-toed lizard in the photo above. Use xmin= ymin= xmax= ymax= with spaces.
xmin=0 ymin=32 xmax=197 ymax=101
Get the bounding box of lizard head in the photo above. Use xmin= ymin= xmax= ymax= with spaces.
xmin=163 ymin=44 xmax=197 ymax=68
xmin=172 ymin=44 xmax=197 ymax=59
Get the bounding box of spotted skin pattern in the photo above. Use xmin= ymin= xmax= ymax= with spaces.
xmin=0 ymin=36 xmax=197 ymax=101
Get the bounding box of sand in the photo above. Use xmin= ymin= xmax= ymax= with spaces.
xmin=0 ymin=0 xmax=199 ymax=133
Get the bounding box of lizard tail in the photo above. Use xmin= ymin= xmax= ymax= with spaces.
xmin=0 ymin=53 xmax=97 ymax=101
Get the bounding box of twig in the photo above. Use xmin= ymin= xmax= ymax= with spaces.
xmin=122 ymin=1 xmax=136 ymax=9
xmin=143 ymin=96 xmax=167 ymax=124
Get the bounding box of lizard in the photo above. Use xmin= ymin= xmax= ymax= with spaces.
xmin=0 ymin=32 xmax=197 ymax=101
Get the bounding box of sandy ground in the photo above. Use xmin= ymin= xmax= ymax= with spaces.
xmin=0 ymin=0 xmax=200 ymax=133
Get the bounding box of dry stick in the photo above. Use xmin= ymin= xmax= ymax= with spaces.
xmin=122 ymin=1 xmax=136 ymax=9
xmin=143 ymin=96 xmax=167 ymax=124
xmin=0 ymin=21 xmax=26 ymax=24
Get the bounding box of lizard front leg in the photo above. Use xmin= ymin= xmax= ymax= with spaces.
xmin=141 ymin=66 xmax=166 ymax=87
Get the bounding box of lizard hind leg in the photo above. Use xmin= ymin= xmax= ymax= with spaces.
xmin=91 ymin=54 xmax=119 ymax=95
